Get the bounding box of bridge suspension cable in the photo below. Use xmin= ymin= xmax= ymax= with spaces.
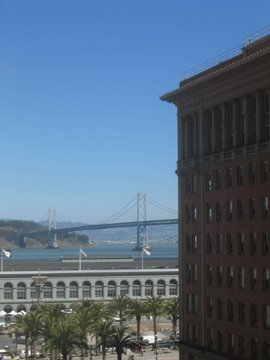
xmin=146 ymin=196 xmax=178 ymax=215
xmin=98 ymin=195 xmax=137 ymax=224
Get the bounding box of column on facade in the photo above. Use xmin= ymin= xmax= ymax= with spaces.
xmin=78 ymin=283 xmax=83 ymax=300
xmin=211 ymin=108 xmax=217 ymax=153
xmin=233 ymin=99 xmax=238 ymax=148
xmin=222 ymin=103 xmax=227 ymax=151
xmin=244 ymin=95 xmax=249 ymax=146
xmin=256 ymin=90 xmax=262 ymax=143
xmin=193 ymin=114 xmax=198 ymax=156
xmin=184 ymin=118 xmax=189 ymax=158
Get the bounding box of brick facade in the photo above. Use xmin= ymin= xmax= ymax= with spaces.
xmin=161 ymin=31 xmax=270 ymax=359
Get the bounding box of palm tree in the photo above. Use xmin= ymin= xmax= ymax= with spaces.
xmin=110 ymin=295 xmax=129 ymax=326
xmin=40 ymin=303 xmax=65 ymax=322
xmin=43 ymin=321 xmax=87 ymax=360
xmin=108 ymin=325 xmax=138 ymax=360
xmin=15 ymin=311 xmax=42 ymax=360
xmin=92 ymin=319 xmax=112 ymax=360
xmin=163 ymin=297 xmax=179 ymax=348
xmin=90 ymin=302 xmax=112 ymax=355
xmin=127 ymin=299 xmax=146 ymax=341
xmin=145 ymin=295 xmax=165 ymax=352
xmin=72 ymin=300 xmax=93 ymax=360
xmin=40 ymin=314 xmax=58 ymax=360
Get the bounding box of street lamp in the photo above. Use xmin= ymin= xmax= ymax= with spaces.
xmin=32 ymin=273 xmax=47 ymax=307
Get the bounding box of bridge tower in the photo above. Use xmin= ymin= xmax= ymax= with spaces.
xmin=48 ymin=209 xmax=57 ymax=248
xmin=133 ymin=193 xmax=150 ymax=251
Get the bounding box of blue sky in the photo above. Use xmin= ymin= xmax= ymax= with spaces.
xmin=1 ymin=0 xmax=269 ymax=223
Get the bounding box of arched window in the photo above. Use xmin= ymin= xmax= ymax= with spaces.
xmin=95 ymin=281 xmax=104 ymax=298
xmin=30 ymin=304 xmax=38 ymax=311
xmin=69 ymin=281 xmax=78 ymax=298
xmin=133 ymin=280 xmax=141 ymax=297
xmin=56 ymin=282 xmax=66 ymax=299
xmin=4 ymin=283 xmax=13 ymax=300
xmin=120 ymin=280 xmax=129 ymax=296
xmin=82 ymin=281 xmax=91 ymax=298
xmin=169 ymin=279 xmax=178 ymax=296
xmin=43 ymin=282 xmax=52 ymax=299
xmin=30 ymin=282 xmax=37 ymax=299
xmin=17 ymin=282 xmax=26 ymax=300
xmin=107 ymin=281 xmax=116 ymax=297
xmin=4 ymin=305 xmax=12 ymax=314
xmin=17 ymin=305 xmax=27 ymax=313
xmin=157 ymin=280 xmax=166 ymax=296
xmin=145 ymin=280 xmax=153 ymax=296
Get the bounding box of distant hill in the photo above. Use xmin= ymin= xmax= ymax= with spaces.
xmin=0 ymin=220 xmax=89 ymax=248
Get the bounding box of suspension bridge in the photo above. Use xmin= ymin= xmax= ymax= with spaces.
xmin=18 ymin=193 xmax=178 ymax=250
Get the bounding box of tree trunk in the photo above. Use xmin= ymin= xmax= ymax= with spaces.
xmin=173 ymin=316 xmax=176 ymax=349
xmin=62 ymin=351 xmax=68 ymax=360
xmin=95 ymin=336 xmax=99 ymax=356
xmin=102 ymin=346 xmax=106 ymax=360
xmin=136 ymin=316 xmax=141 ymax=341
xmin=68 ymin=350 xmax=72 ymax=360
xmin=117 ymin=351 xmax=122 ymax=360
xmin=154 ymin=317 xmax=157 ymax=354
xmin=25 ymin=335 xmax=29 ymax=360
xmin=81 ymin=347 xmax=85 ymax=360
xmin=32 ymin=339 xmax=37 ymax=360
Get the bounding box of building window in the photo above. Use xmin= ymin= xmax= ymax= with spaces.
xmin=186 ymin=323 xmax=192 ymax=342
xmin=216 ymin=202 xmax=222 ymax=222
xmin=228 ymin=104 xmax=234 ymax=149
xmin=238 ymin=233 xmax=244 ymax=255
xmin=207 ymin=328 xmax=213 ymax=348
xmin=263 ymin=233 xmax=269 ymax=255
xmin=239 ymin=336 xmax=245 ymax=357
xmin=192 ymin=264 xmax=197 ymax=284
xmin=264 ymin=305 xmax=270 ymax=329
xmin=192 ymin=325 xmax=198 ymax=343
xmin=157 ymin=280 xmax=165 ymax=296
xmin=192 ymin=174 xmax=196 ymax=193
xmin=227 ymin=168 xmax=232 ymax=188
xmin=217 ymin=108 xmax=223 ymax=152
xmin=263 ymin=269 xmax=270 ymax=292
xmin=69 ymin=281 xmax=78 ymax=298
xmin=227 ymin=233 xmax=233 ymax=254
xmin=237 ymin=166 xmax=243 ymax=187
xmin=207 ymin=234 xmax=212 ymax=254
xmin=82 ymin=281 xmax=91 ymax=298
xmin=251 ymin=268 xmax=257 ymax=291
xmin=192 ymin=204 xmax=197 ymax=222
xmin=228 ymin=300 xmax=234 ymax=321
xmin=186 ymin=234 xmax=191 ymax=253
xmin=240 ymin=100 xmax=245 ymax=147
xmin=207 ymin=296 xmax=213 ymax=317
xmin=207 ymin=265 xmax=212 ymax=285
xmin=249 ymin=164 xmax=255 ymax=185
xmin=228 ymin=332 xmax=234 ymax=355
xmin=217 ymin=298 xmax=222 ymax=319
xmin=251 ymin=338 xmax=258 ymax=359
xmin=216 ymin=170 xmax=221 ymax=190
xmin=95 ymin=281 xmax=104 ymax=298
xmin=239 ymin=267 xmax=245 ymax=289
xmin=216 ymin=234 xmax=222 ymax=254
xmin=206 ymin=111 xmax=212 ymax=155
xmin=217 ymin=331 xmax=223 ymax=350
xmin=227 ymin=200 xmax=233 ymax=221
xmin=169 ymin=279 xmax=177 ymax=296
xmin=107 ymin=281 xmax=116 ymax=297
xmin=4 ymin=283 xmax=13 ymax=300
xmin=30 ymin=283 xmax=37 ymax=300
xmin=133 ymin=280 xmax=141 ymax=297
xmin=262 ymin=196 xmax=269 ymax=219
xmin=186 ymin=294 xmax=192 ymax=313
xmin=237 ymin=200 xmax=244 ymax=220
xmin=250 ymin=233 xmax=256 ymax=255
xmin=56 ymin=282 xmax=65 ymax=299
xmin=217 ymin=266 xmax=222 ymax=287
xmin=239 ymin=302 xmax=245 ymax=324
xmin=145 ymin=280 xmax=153 ymax=296
xmin=192 ymin=235 xmax=197 ymax=253
xmin=192 ymin=294 xmax=197 ymax=314
xmin=251 ymin=96 xmax=257 ymax=145
xmin=206 ymin=203 xmax=212 ymax=222
xmin=264 ymin=91 xmax=270 ymax=142
xmin=251 ymin=303 xmax=257 ymax=326
xmin=186 ymin=177 xmax=191 ymax=193
xmin=263 ymin=342 xmax=270 ymax=359
xmin=186 ymin=264 xmax=192 ymax=283
xmin=250 ymin=198 xmax=256 ymax=220
xmin=16 ymin=283 xmax=26 ymax=300
xmin=228 ymin=267 xmax=233 ymax=288
xmin=186 ymin=205 xmax=191 ymax=223
xmin=206 ymin=172 xmax=211 ymax=191
xmin=262 ymin=161 xmax=268 ymax=183
xmin=43 ymin=282 xmax=53 ymax=299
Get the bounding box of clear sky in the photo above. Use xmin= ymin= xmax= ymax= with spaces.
xmin=1 ymin=0 xmax=269 ymax=223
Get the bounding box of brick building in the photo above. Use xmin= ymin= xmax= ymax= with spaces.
xmin=160 ymin=27 xmax=270 ymax=360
